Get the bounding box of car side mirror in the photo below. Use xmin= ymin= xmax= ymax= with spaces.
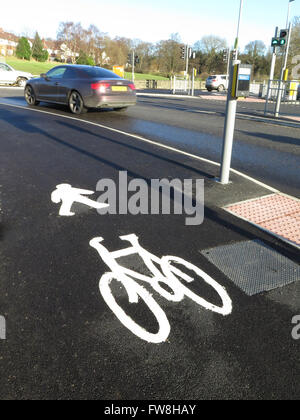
xmin=41 ymin=73 xmax=50 ymax=81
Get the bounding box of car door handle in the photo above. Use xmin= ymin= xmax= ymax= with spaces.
xmin=55 ymin=82 xmax=60 ymax=86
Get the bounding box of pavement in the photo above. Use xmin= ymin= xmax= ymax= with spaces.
xmin=0 ymin=88 xmax=299 ymax=400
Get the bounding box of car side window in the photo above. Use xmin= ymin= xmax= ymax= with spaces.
xmin=63 ymin=68 xmax=78 ymax=79
xmin=46 ymin=67 xmax=66 ymax=79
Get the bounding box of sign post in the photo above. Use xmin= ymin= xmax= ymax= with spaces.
xmin=220 ymin=62 xmax=252 ymax=184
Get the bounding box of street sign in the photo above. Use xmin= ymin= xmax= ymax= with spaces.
xmin=113 ymin=66 xmax=125 ymax=78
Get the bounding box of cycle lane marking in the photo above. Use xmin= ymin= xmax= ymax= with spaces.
xmin=89 ymin=234 xmax=232 ymax=344
xmin=50 ymin=182 xmax=233 ymax=344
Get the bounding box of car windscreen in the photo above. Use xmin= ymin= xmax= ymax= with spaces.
xmin=81 ymin=67 xmax=122 ymax=79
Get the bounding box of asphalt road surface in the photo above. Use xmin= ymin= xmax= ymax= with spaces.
xmin=0 ymin=88 xmax=299 ymax=400
xmin=1 ymin=88 xmax=300 ymax=198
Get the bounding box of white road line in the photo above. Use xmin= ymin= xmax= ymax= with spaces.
xmin=138 ymin=95 xmax=300 ymax=127
xmin=236 ymin=112 xmax=300 ymax=128
xmin=0 ymin=101 xmax=288 ymax=196
xmin=137 ymin=93 xmax=200 ymax=100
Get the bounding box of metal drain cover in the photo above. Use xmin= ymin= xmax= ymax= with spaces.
xmin=201 ymin=240 xmax=300 ymax=296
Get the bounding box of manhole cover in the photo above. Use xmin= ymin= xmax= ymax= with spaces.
xmin=201 ymin=240 xmax=300 ymax=296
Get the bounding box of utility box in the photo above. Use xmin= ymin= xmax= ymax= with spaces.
xmin=288 ymin=82 xmax=299 ymax=101
xmin=232 ymin=64 xmax=252 ymax=98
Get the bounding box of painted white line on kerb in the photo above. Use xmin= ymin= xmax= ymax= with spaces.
xmin=0 ymin=101 xmax=281 ymax=194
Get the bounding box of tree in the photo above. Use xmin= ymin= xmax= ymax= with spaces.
xmin=244 ymin=41 xmax=266 ymax=60
xmin=194 ymin=35 xmax=227 ymax=55
xmin=288 ymin=17 xmax=300 ymax=79
xmin=76 ymin=50 xmax=95 ymax=66
xmin=241 ymin=41 xmax=269 ymax=77
xmin=156 ymin=33 xmax=184 ymax=75
xmin=32 ymin=32 xmax=48 ymax=62
xmin=193 ymin=35 xmax=228 ymax=74
xmin=57 ymin=22 xmax=83 ymax=64
xmin=16 ymin=37 xmax=31 ymax=60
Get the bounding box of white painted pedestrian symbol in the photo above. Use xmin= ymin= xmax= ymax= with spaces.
xmin=51 ymin=184 xmax=109 ymax=216
xmin=90 ymin=234 xmax=232 ymax=344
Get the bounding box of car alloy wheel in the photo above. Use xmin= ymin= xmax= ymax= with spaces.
xmin=218 ymin=85 xmax=225 ymax=92
xmin=17 ymin=78 xmax=27 ymax=88
xmin=69 ymin=91 xmax=87 ymax=115
xmin=25 ymin=86 xmax=38 ymax=106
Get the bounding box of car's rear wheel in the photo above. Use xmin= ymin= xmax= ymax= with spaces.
xmin=207 ymin=88 xmax=212 ymax=92
xmin=69 ymin=91 xmax=87 ymax=115
xmin=17 ymin=78 xmax=27 ymax=88
xmin=25 ymin=85 xmax=40 ymax=106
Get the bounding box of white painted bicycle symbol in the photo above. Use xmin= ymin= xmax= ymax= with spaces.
xmin=90 ymin=234 xmax=232 ymax=344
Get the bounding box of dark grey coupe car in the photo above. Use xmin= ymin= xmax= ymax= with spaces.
xmin=24 ymin=65 xmax=137 ymax=115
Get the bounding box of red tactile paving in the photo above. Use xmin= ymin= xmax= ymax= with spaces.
xmin=225 ymin=194 xmax=300 ymax=247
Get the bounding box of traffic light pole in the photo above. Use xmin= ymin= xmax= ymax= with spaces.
xmin=275 ymin=22 xmax=292 ymax=118
xmin=264 ymin=27 xmax=279 ymax=115
xmin=185 ymin=45 xmax=189 ymax=76
xmin=132 ymin=50 xmax=135 ymax=83
xmin=270 ymin=27 xmax=279 ymax=81
xmin=192 ymin=68 xmax=195 ymax=96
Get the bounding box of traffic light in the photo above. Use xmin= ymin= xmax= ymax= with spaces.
xmin=223 ymin=49 xmax=228 ymax=62
xmin=127 ymin=53 xmax=132 ymax=64
xmin=232 ymin=49 xmax=238 ymax=60
xmin=271 ymin=29 xmax=289 ymax=48
xmin=279 ymin=29 xmax=288 ymax=46
xmin=180 ymin=46 xmax=186 ymax=60
xmin=135 ymin=55 xmax=139 ymax=64
xmin=271 ymin=37 xmax=280 ymax=47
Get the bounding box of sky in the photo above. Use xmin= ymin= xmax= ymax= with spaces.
xmin=2 ymin=0 xmax=300 ymax=50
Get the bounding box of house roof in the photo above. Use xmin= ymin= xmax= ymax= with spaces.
xmin=0 ymin=28 xmax=19 ymax=43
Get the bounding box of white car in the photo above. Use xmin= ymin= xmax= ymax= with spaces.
xmin=206 ymin=75 xmax=229 ymax=92
xmin=0 ymin=63 xmax=33 ymax=87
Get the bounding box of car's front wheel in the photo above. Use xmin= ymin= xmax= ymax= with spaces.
xmin=69 ymin=91 xmax=87 ymax=115
xmin=218 ymin=85 xmax=225 ymax=92
xmin=25 ymin=85 xmax=40 ymax=106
